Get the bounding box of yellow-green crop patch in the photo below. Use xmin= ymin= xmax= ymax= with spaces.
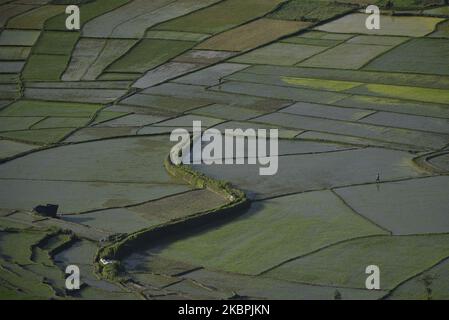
xmin=348 ymin=84 xmax=449 ymax=105
xmin=282 ymin=76 xmax=362 ymax=91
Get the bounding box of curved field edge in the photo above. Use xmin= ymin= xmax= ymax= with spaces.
xmin=94 ymin=153 xmax=249 ymax=281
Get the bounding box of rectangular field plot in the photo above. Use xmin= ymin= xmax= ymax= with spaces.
xmin=280 ymin=102 xmax=374 ymax=121
xmin=62 ymin=38 xmax=106 ymax=81
xmin=334 ymin=95 xmax=449 ymax=119
xmin=0 ymin=100 xmax=102 ymax=118
xmin=364 ymin=38 xmax=449 ymax=76
xmin=0 ymin=46 xmax=31 ymax=60
xmin=347 ymin=35 xmax=409 ymax=46
xmin=196 ymin=18 xmax=308 ymax=52
xmin=267 ymin=0 xmax=355 ymax=22
xmin=0 ymin=178 xmax=189 ymax=214
xmin=143 ymin=83 xmax=291 ymax=112
xmin=22 ymin=31 xmax=79 ymax=81
xmin=253 ymin=112 xmax=449 ymax=150
xmin=0 ymin=116 xmax=43 ymax=131
xmin=335 ymin=176 xmax=449 ymax=235
xmin=0 ymin=84 xmax=20 ymax=100
xmin=213 ymin=120 xmax=300 ymax=138
xmin=107 ymin=39 xmax=195 ymax=73
xmin=153 ymin=0 xmax=285 ymax=34
xmin=22 ymin=54 xmax=71 ymax=81
xmin=0 ymin=3 xmax=37 ymax=28
xmin=145 ymin=190 xmax=386 ymax=275
xmin=132 ymin=62 xmax=202 ymax=89
xmin=0 ymin=140 xmax=37 ymax=159
xmin=211 ymin=80 xmax=348 ymax=104
xmin=63 ymin=189 xmax=227 ymax=234
xmin=146 ymin=30 xmax=210 ymax=42
xmin=32 ymin=117 xmax=91 ymax=129
xmin=23 ymin=88 xmax=127 ymax=104
xmin=347 ymin=84 xmax=449 ymax=105
xmin=120 ymin=93 xmax=209 ymax=114
xmin=174 ymin=63 xmax=249 ymax=86
xmin=94 ymin=114 xmax=166 ymax=127
xmin=266 ymin=234 xmax=449 ymax=290
xmin=33 ymin=31 xmax=79 ymax=55
xmin=181 ymin=268 xmax=387 ymax=300
xmin=155 ymin=114 xmax=224 ymax=128
xmin=281 ymin=36 xmax=343 ymax=47
xmin=298 ymin=43 xmax=392 ymax=69
xmin=0 ymin=136 xmax=185 ymax=184
xmin=315 ymin=13 xmax=443 ymax=37
xmin=7 ymin=5 xmax=65 ymax=29
xmin=388 ymin=257 xmax=449 ymax=300
xmin=241 ymin=65 xmax=449 ymax=90
xmin=0 ymin=30 xmax=40 ymax=46
xmin=231 ymin=43 xmax=327 ymax=65
xmin=64 ymin=127 xmax=138 ymax=143
xmin=82 ymin=39 xmax=138 ymax=80
xmin=190 ymin=104 xmax=266 ymax=121
xmin=104 ymin=0 xmax=222 ymax=38
xmin=360 ymin=111 xmax=449 ymax=134
xmin=193 ymin=147 xmax=425 ymax=199
xmin=0 ymin=128 xmax=75 ymax=145
xmin=81 ymin=0 xmax=219 ymax=38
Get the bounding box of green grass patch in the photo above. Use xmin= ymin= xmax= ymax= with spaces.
xmin=266 ymin=234 xmax=449 ymax=290
xmin=153 ymin=0 xmax=285 ymax=34
xmin=0 ymin=117 xmax=43 ymax=132
xmin=365 ymin=38 xmax=449 ymax=76
xmin=267 ymin=0 xmax=355 ymax=22
xmin=22 ymin=54 xmax=70 ymax=81
xmin=7 ymin=5 xmax=65 ymax=29
xmin=388 ymin=257 xmax=449 ymax=300
xmin=33 ymin=31 xmax=79 ymax=55
xmin=0 ymin=128 xmax=75 ymax=145
xmin=349 ymin=83 xmax=449 ymax=105
xmin=0 ymin=230 xmax=48 ymax=264
xmin=107 ymin=39 xmax=195 ymax=73
xmin=0 ymin=100 xmax=102 ymax=118
xmin=32 ymin=117 xmax=91 ymax=129
xmin=147 ymin=190 xmax=386 ymax=275
xmin=282 ymin=76 xmax=362 ymax=91
xmin=0 ymin=47 xmax=31 ymax=60
xmin=23 ymin=31 xmax=79 ymax=81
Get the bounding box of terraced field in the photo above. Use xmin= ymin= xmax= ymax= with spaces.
xmin=0 ymin=0 xmax=448 ymax=300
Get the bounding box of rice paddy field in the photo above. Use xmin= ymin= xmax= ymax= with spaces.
xmin=0 ymin=0 xmax=448 ymax=301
